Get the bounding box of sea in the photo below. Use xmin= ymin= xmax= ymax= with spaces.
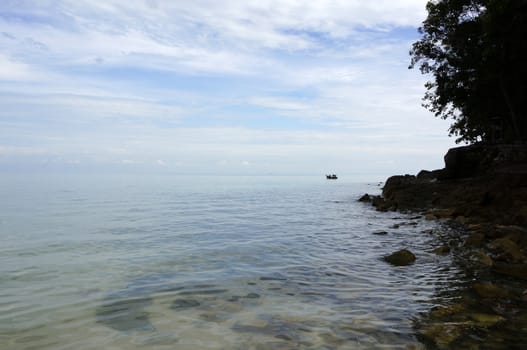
xmin=0 ymin=174 xmax=465 ymax=349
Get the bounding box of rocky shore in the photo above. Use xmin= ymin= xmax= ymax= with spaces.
xmin=360 ymin=144 xmax=527 ymax=348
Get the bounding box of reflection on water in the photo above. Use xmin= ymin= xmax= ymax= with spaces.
xmin=1 ymin=174 xmax=470 ymax=349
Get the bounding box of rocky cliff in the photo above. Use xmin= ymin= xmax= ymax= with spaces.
xmin=368 ymin=144 xmax=527 ymax=226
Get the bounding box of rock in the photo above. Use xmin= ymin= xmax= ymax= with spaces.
xmin=420 ymin=322 xmax=469 ymax=348
xmin=455 ymin=215 xmax=466 ymax=223
xmin=469 ymin=313 xmax=506 ymax=328
xmin=464 ymin=232 xmax=485 ymax=248
xmin=171 ymin=299 xmax=200 ymax=309
xmin=514 ymin=206 xmax=527 ymax=224
xmin=432 ymin=246 xmax=451 ymax=256
xmin=441 ymin=144 xmax=489 ymax=179
xmin=493 ymin=262 xmax=527 ymax=280
xmin=431 ymin=208 xmax=456 ymax=218
xmin=244 ymin=293 xmax=260 ymax=299
xmin=417 ymin=169 xmax=443 ymax=181
xmin=372 ymin=231 xmax=388 ymax=235
xmin=473 ymin=282 xmax=509 ymax=299
xmin=488 ymin=237 xmax=525 ymax=262
xmin=430 ymin=303 xmax=466 ymax=318
xmin=383 ymin=249 xmax=416 ymax=266
xmin=425 ymin=213 xmax=438 ymax=220
xmin=495 ymin=224 xmax=527 ymax=236
xmin=472 ymin=252 xmax=494 ymax=267
xmin=371 ymin=196 xmax=387 ymax=211
xmin=358 ymin=193 xmax=371 ymax=202
xmin=467 ymin=224 xmax=482 ymax=231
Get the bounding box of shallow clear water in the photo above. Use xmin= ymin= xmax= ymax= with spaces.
xmin=0 ymin=174 xmax=462 ymax=349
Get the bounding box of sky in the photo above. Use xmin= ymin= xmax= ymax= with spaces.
xmin=0 ymin=0 xmax=457 ymax=179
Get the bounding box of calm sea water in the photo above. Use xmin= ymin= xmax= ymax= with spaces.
xmin=0 ymin=174 xmax=463 ymax=349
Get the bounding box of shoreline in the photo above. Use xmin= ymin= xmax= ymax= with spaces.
xmin=360 ymin=144 xmax=527 ymax=348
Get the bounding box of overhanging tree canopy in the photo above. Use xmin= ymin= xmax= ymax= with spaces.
xmin=409 ymin=0 xmax=527 ymax=144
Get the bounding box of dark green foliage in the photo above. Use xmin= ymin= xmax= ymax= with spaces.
xmin=410 ymin=0 xmax=527 ymax=144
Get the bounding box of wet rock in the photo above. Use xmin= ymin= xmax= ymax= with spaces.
xmin=488 ymin=237 xmax=525 ymax=262
xmin=473 ymin=282 xmax=509 ymax=299
xmin=432 ymin=246 xmax=451 ymax=256
xmin=469 ymin=313 xmax=506 ymax=328
xmin=371 ymin=196 xmax=391 ymax=211
xmin=358 ymin=193 xmax=371 ymax=202
xmin=425 ymin=213 xmax=437 ymax=221
xmin=495 ymin=224 xmax=527 ymax=237
xmin=96 ymin=297 xmax=154 ymax=331
xmin=420 ymin=322 xmax=470 ymax=348
xmin=467 ymin=223 xmax=482 ymax=231
xmin=232 ymin=319 xmax=268 ymax=333
xmin=455 ymin=215 xmax=466 ymax=223
xmin=431 ymin=208 xmax=456 ymax=219
xmin=372 ymin=231 xmax=388 ymax=235
xmin=171 ymin=299 xmax=200 ymax=309
xmin=383 ymin=249 xmax=416 ymax=266
xmin=275 ymin=334 xmax=292 ymax=341
xmin=464 ymin=232 xmax=485 ymax=248
xmin=245 ymin=292 xmax=261 ymax=299
xmin=472 ymin=251 xmax=494 ymax=267
xmin=200 ymin=312 xmax=225 ymax=323
xmin=430 ymin=303 xmax=466 ymax=318
xmin=493 ymin=262 xmax=527 ymax=280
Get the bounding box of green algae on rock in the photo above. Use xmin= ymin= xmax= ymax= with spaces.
xmin=383 ymin=249 xmax=416 ymax=266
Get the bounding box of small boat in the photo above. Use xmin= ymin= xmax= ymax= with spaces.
xmin=326 ymin=174 xmax=338 ymax=180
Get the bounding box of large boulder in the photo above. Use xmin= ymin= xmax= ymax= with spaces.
xmin=442 ymin=144 xmax=487 ymax=179
xmin=441 ymin=144 xmax=527 ymax=180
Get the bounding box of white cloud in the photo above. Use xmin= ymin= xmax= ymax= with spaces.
xmin=249 ymin=96 xmax=311 ymax=111
xmin=0 ymin=145 xmax=49 ymax=156
xmin=0 ymin=1 xmax=457 ymax=177
xmin=0 ymin=54 xmax=40 ymax=81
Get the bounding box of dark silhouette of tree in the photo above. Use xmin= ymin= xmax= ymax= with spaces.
xmin=410 ymin=0 xmax=527 ymax=144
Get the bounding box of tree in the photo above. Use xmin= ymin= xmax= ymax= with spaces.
xmin=410 ymin=0 xmax=527 ymax=144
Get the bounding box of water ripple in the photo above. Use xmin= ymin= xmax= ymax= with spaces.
xmin=0 ymin=175 xmax=463 ymax=349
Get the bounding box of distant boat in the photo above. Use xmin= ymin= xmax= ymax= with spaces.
xmin=326 ymin=174 xmax=338 ymax=180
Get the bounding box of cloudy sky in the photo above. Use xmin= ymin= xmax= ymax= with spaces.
xmin=0 ymin=0 xmax=456 ymax=178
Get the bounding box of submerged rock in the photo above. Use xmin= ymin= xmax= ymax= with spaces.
xmin=96 ymin=297 xmax=154 ymax=331
xmin=383 ymin=249 xmax=416 ymax=266
xmin=372 ymin=230 xmax=388 ymax=235
xmin=420 ymin=322 xmax=470 ymax=348
xmin=473 ymin=282 xmax=509 ymax=299
xmin=432 ymin=246 xmax=451 ymax=256
xmin=469 ymin=313 xmax=506 ymax=328
xmin=171 ymin=299 xmax=200 ymax=309
xmin=472 ymin=251 xmax=494 ymax=267
xmin=244 ymin=292 xmax=261 ymax=299
xmin=430 ymin=303 xmax=466 ymax=319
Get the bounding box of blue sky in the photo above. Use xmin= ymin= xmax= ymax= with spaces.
xmin=0 ymin=0 xmax=456 ymax=179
